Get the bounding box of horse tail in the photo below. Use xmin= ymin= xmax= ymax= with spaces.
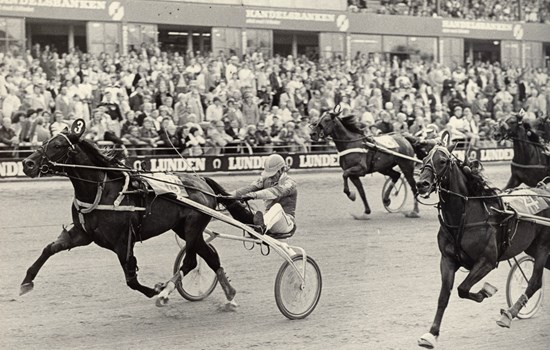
xmin=203 ymin=176 xmax=254 ymax=225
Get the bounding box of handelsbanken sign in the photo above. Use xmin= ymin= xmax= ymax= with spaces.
xmin=0 ymin=149 xmax=513 ymax=179
xmin=0 ymin=0 xmax=125 ymax=21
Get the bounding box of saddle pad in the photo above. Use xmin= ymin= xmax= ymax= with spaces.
xmin=503 ymin=188 xmax=550 ymax=215
xmin=373 ymin=135 xmax=399 ymax=149
xmin=146 ymin=173 xmax=189 ymax=201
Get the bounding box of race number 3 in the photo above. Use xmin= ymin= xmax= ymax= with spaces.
xmin=71 ymin=118 xmax=86 ymax=137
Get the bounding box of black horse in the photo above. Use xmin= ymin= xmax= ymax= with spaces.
xmin=415 ymin=145 xmax=550 ymax=348
xmin=20 ymin=119 xmax=252 ymax=308
xmin=310 ymin=110 xmax=421 ymax=219
xmin=493 ymin=113 xmax=550 ymax=190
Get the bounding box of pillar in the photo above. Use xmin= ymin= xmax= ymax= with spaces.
xmin=187 ymin=31 xmax=193 ymax=55
xmin=292 ymin=34 xmax=298 ymax=57
xmin=68 ymin=25 xmax=75 ymax=50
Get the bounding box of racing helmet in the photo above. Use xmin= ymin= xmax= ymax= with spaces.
xmin=261 ymin=154 xmax=287 ymax=178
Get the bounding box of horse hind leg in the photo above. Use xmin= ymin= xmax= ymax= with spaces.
xmin=398 ymin=162 xmax=421 ymax=218
xmin=20 ymin=225 xmax=92 ymax=296
xmin=497 ymin=248 xmax=548 ymax=328
xmin=379 ymin=168 xmax=401 ymax=208
xmin=195 ymin=237 xmax=237 ymax=304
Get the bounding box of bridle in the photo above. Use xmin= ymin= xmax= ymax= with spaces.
xmin=496 ymin=114 xmax=546 ymax=148
xmin=34 ymin=133 xmax=77 ymax=175
xmin=310 ymin=111 xmax=369 ymax=144
xmin=418 ymin=146 xmax=453 ymax=198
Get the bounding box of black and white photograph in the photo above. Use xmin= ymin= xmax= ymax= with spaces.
xmin=0 ymin=0 xmax=549 ymax=349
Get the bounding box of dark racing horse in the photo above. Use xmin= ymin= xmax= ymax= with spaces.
xmin=415 ymin=145 xmax=550 ymax=348
xmin=493 ymin=112 xmax=550 ymax=190
xmin=310 ymin=109 xmax=420 ymax=219
xmin=21 ymin=119 xmax=253 ymax=308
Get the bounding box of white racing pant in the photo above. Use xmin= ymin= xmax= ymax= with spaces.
xmin=263 ymin=203 xmax=295 ymax=234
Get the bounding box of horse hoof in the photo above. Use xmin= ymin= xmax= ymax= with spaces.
xmin=348 ymin=192 xmax=356 ymax=201
xmin=405 ymin=211 xmax=420 ymax=218
xmin=155 ymin=296 xmax=169 ymax=307
xmin=351 ymin=213 xmax=370 ymax=220
xmin=418 ymin=333 xmax=437 ymax=348
xmin=481 ymin=282 xmax=498 ymax=298
xmin=20 ymin=282 xmax=34 ymax=296
xmin=225 ymin=299 xmax=238 ymax=311
xmin=154 ymin=282 xmax=166 ymax=293
xmin=496 ymin=309 xmax=512 ymax=328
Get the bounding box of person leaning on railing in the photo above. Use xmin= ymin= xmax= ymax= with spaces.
xmin=0 ymin=116 xmax=20 ymax=157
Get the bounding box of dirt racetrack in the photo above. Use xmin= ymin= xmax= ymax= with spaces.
xmin=1 ymin=163 xmax=548 ymax=350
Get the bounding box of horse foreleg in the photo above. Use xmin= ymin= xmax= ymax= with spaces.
xmin=456 ymin=259 xmax=496 ymax=303
xmin=117 ymin=246 xmax=158 ymax=298
xmin=20 ymin=226 xmax=92 ymax=296
xmin=342 ymin=174 xmax=355 ymax=201
xmin=155 ymin=272 xmax=181 ymax=307
xmin=418 ymin=254 xmax=457 ymax=349
xmin=348 ymin=176 xmax=371 ymax=219
xmin=497 ymin=250 xmax=548 ymax=328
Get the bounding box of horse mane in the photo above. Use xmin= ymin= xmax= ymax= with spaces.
xmin=77 ymin=139 xmax=127 ymax=168
xmin=522 ymin=122 xmax=541 ymax=143
xmin=339 ymin=115 xmax=366 ymax=135
xmin=459 ymin=159 xmax=499 ymax=197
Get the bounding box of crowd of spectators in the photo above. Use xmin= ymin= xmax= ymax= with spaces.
xmin=348 ymin=0 xmax=550 ymax=23
xmin=1 ymin=42 xmax=549 ymax=159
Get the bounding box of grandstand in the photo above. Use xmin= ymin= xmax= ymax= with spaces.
xmin=0 ymin=0 xmax=549 ymax=177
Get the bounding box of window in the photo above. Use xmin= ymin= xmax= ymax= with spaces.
xmin=128 ymin=23 xmax=157 ymax=52
xmin=246 ymin=29 xmax=272 ymax=58
xmin=350 ymin=34 xmax=382 ymax=58
xmin=87 ymin=22 xmax=120 ymax=56
xmin=0 ymin=17 xmax=24 ymax=55
xmin=212 ymin=27 xmax=242 ymax=57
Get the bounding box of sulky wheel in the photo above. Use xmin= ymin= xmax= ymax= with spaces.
xmin=173 ymin=243 xmax=218 ymax=301
xmin=506 ymin=255 xmax=544 ymax=319
xmin=275 ymin=255 xmax=322 ymax=320
xmin=382 ymin=175 xmax=409 ymax=213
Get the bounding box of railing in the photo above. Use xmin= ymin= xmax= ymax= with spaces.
xmin=0 ymin=140 xmax=335 ymax=159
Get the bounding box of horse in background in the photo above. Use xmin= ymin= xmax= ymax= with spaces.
xmin=415 ymin=145 xmax=550 ymax=348
xmin=493 ymin=112 xmax=550 ymax=190
xmin=20 ymin=119 xmax=253 ymax=308
xmin=310 ymin=109 xmax=421 ymax=219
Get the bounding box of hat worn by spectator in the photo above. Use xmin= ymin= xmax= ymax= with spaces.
xmin=27 ymin=109 xmax=36 ymax=118
xmin=215 ymin=121 xmax=225 ymax=127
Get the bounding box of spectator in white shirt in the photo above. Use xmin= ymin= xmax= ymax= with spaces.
xmin=205 ymin=96 xmax=224 ymax=122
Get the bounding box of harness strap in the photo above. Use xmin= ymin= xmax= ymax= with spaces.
xmin=337 ymin=148 xmax=369 ymax=157
xmin=73 ymin=173 xmax=146 ymax=233
xmin=77 ymin=173 xmax=107 ymax=214
xmin=511 ymin=161 xmax=549 ymax=170
xmin=114 ymin=172 xmax=130 ymax=207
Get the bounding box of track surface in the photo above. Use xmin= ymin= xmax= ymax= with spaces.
xmin=1 ymin=163 xmax=548 ymax=350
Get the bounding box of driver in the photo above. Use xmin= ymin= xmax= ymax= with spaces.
xmin=230 ymin=154 xmax=297 ymax=236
